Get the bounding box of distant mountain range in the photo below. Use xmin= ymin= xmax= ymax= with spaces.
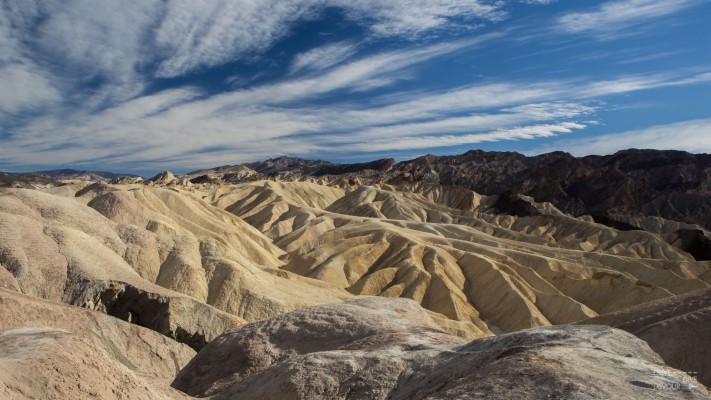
xmin=0 ymin=169 xmax=141 ymax=187
xmin=5 ymin=149 xmax=711 ymax=230
xmin=189 ymin=149 xmax=711 ymax=230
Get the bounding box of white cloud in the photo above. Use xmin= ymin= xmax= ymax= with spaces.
xmin=519 ymin=0 xmax=556 ymax=4
xmin=345 ymin=122 xmax=587 ymax=152
xmin=180 ymin=36 xmax=494 ymax=111
xmin=558 ymin=0 xmax=701 ymax=36
xmin=24 ymin=36 xmax=470 ymax=155
xmin=332 ymin=79 xmax=558 ymax=128
xmin=331 ymin=0 xmax=505 ymax=38
xmin=290 ymin=41 xmax=359 ymax=74
xmin=154 ymin=0 xmax=504 ymax=77
xmin=535 ymin=118 xmax=711 ymax=156
xmin=576 ymin=70 xmax=711 ymax=98
xmin=153 ymin=0 xmax=320 ymax=78
xmin=0 ymin=0 xmax=507 ymax=110
xmin=504 ymin=102 xmax=598 ymax=120
xmin=318 ymin=101 xmax=597 ymax=144
xmin=0 ymin=3 xmax=61 ymax=113
xmin=1 ymin=0 xmax=163 ymax=107
xmin=0 ymin=64 xmax=60 ymax=113
xmin=313 ymin=67 xmax=711 ymax=132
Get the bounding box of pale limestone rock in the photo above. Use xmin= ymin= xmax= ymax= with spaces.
xmin=578 ymin=287 xmax=711 ymax=387
xmin=173 ymin=298 xmax=708 ymax=400
xmin=0 ymin=288 xmax=195 ymax=399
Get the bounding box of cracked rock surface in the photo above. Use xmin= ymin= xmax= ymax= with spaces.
xmin=173 ymin=297 xmax=708 ymax=400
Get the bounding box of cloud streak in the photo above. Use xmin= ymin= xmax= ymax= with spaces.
xmin=344 ymin=122 xmax=588 ymax=152
xmin=0 ymin=0 xmax=506 ymax=109
xmin=289 ymin=41 xmax=359 ymax=74
xmin=557 ymin=0 xmax=701 ymax=36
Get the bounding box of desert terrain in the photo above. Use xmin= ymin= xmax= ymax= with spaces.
xmin=0 ymin=149 xmax=709 ymax=398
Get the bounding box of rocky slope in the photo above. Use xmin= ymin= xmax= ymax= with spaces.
xmin=578 ymin=287 xmax=711 ymax=387
xmin=2 ymin=167 xmax=710 ymax=339
xmin=394 ymin=149 xmax=711 ymax=230
xmin=173 ymin=297 xmax=708 ymax=399
xmin=210 ymin=180 xmax=709 ymax=337
xmin=0 ymin=288 xmax=195 ymax=399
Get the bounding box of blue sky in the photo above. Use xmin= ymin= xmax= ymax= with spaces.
xmin=1 ymin=0 xmax=710 ymax=175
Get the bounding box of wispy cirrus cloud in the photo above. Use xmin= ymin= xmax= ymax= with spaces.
xmin=2 ymin=37 xmax=497 ymax=159
xmin=0 ymin=64 xmax=60 ymax=114
xmin=134 ymin=0 xmax=508 ymax=78
xmin=316 ymin=101 xmax=598 ymax=145
xmin=179 ymin=34 xmax=501 ymax=111
xmin=0 ymin=0 xmax=507 ymax=106
xmin=0 ymin=5 xmax=61 ymax=114
xmin=519 ymin=0 xmax=557 ymax=4
xmin=345 ymin=122 xmax=588 ymax=152
xmin=557 ymin=0 xmax=702 ymax=36
xmin=153 ymin=0 xmax=319 ymax=78
xmin=289 ymin=41 xmax=359 ymax=74
xmin=575 ymin=69 xmax=711 ymax=98
xmin=331 ymin=0 xmax=505 ymax=38
xmin=3 ymin=61 xmax=709 ymax=172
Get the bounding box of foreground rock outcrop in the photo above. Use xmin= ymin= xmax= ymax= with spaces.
xmin=0 ymin=288 xmax=195 ymax=399
xmin=69 ymin=280 xmax=244 ymax=351
xmin=173 ymin=298 xmax=707 ymax=399
xmin=579 ymin=287 xmax=711 ymax=387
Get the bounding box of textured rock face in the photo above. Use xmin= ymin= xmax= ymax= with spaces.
xmin=578 ymin=287 xmax=711 ymax=387
xmin=245 ymin=156 xmax=331 ymax=174
xmin=14 ymin=176 xmax=691 ymax=340
xmin=393 ymin=149 xmax=711 ymax=230
xmin=69 ymin=280 xmax=243 ymax=351
xmin=666 ymin=229 xmax=711 ymax=261
xmin=9 ymin=148 xmax=711 ymax=228
xmin=146 ymin=170 xmax=178 ymax=185
xmin=173 ymin=297 xmax=461 ymax=397
xmin=3 ymin=154 xmax=711 ymax=342
xmin=173 ymin=298 xmax=708 ymax=399
xmin=0 ymin=288 xmax=195 ymax=399
xmin=0 ymin=327 xmax=175 ymax=400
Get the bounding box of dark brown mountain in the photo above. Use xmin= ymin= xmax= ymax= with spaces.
xmin=207 ymin=149 xmax=711 ymax=229
xmin=312 ymin=158 xmax=396 ymax=176
xmin=33 ymin=169 xmax=141 ymax=180
xmin=0 ymin=172 xmax=57 ymax=188
xmin=0 ymin=169 xmax=141 ymax=186
xmin=245 ymin=156 xmax=332 ymax=174
xmin=391 ymin=149 xmax=711 ymax=228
